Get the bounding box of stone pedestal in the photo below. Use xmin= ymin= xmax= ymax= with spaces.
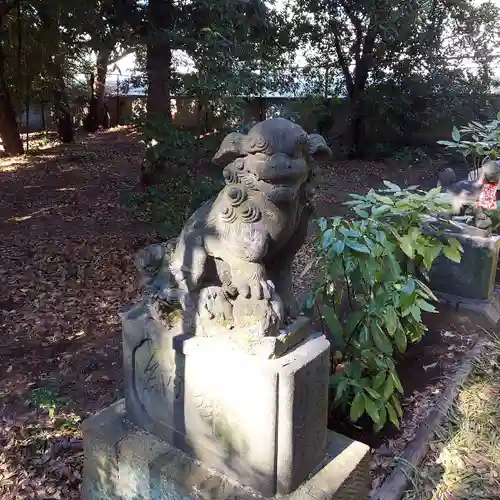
xmin=121 ymin=301 xmax=330 ymax=497
xmin=82 ymin=400 xmax=372 ymax=500
xmin=427 ymin=230 xmax=500 ymax=301
xmin=435 ymin=288 xmax=500 ymax=330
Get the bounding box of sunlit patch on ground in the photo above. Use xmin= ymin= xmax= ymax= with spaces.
xmin=0 ymin=156 xmax=33 ymax=173
xmin=404 ymin=332 xmax=500 ymax=499
xmin=6 ymin=204 xmax=69 ymax=223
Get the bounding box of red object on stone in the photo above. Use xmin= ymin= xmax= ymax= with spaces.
xmin=477 ymin=181 xmax=498 ymax=210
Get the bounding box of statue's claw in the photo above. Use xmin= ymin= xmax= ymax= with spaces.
xmin=233 ymin=275 xmax=274 ymax=300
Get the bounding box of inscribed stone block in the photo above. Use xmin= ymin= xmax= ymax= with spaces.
xmin=121 ymin=301 xmax=330 ymax=497
xmin=428 ymin=233 xmax=500 ymax=300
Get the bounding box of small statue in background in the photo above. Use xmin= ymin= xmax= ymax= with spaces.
xmin=438 ymin=159 xmax=500 ymax=230
xmin=135 ymin=118 xmax=331 ymax=338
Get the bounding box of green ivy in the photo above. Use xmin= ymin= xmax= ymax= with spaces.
xmin=305 ymin=182 xmax=463 ymax=431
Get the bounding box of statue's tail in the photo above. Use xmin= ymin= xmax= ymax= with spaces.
xmin=438 ymin=168 xmax=457 ymax=189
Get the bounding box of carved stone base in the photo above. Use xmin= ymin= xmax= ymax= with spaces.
xmin=82 ymin=400 xmax=372 ymax=500
xmin=122 ymin=300 xmax=330 ymax=497
xmin=427 ymin=232 xmax=500 ymax=301
xmin=436 ymin=289 xmax=500 ymax=330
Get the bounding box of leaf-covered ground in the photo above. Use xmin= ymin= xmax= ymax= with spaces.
xmin=403 ymin=331 xmax=500 ymax=500
xmin=0 ymin=126 xmax=482 ymax=498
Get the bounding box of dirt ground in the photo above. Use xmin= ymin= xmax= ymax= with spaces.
xmin=0 ymin=126 xmax=480 ymax=498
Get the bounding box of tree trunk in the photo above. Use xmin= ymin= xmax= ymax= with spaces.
xmin=347 ymin=94 xmax=366 ymax=158
xmin=53 ymin=64 xmax=73 ymax=143
xmin=40 ymin=101 xmax=46 ymax=130
xmin=36 ymin=5 xmax=73 ymax=143
xmin=0 ymin=45 xmax=23 ymax=155
xmin=146 ymin=0 xmax=173 ymax=121
xmin=84 ymin=46 xmax=112 ymax=132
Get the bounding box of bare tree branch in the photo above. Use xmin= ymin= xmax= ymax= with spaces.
xmin=330 ymin=19 xmax=354 ymax=94
xmin=338 ymin=0 xmax=363 ymax=63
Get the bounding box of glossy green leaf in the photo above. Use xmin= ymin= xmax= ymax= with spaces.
xmin=383 ymin=180 xmax=401 ymax=192
xmin=382 ymin=374 xmax=395 ymax=400
xmin=391 ymin=395 xmax=404 ymax=418
xmin=437 ymin=140 xmax=460 ymax=147
xmin=415 ymin=279 xmax=438 ymax=301
xmin=321 ymin=229 xmax=334 ymax=249
xmin=443 ymin=245 xmax=461 ymax=263
xmin=400 ymin=235 xmax=414 ymax=258
xmin=365 ymin=387 xmax=381 ymax=399
xmin=385 ymin=307 xmax=397 ymax=335
xmin=345 ymin=310 xmax=365 ymax=335
xmin=350 ymin=392 xmax=365 ymax=422
xmin=394 ymin=328 xmax=408 ymax=353
xmin=416 ymin=299 xmax=436 ymax=313
xmin=374 ymin=194 xmax=395 ymax=205
xmin=371 ymin=323 xmax=393 ymax=354
xmin=358 ymin=325 xmax=370 ymax=345
xmin=385 ymin=401 xmax=400 ymax=428
xmin=410 ymin=305 xmax=422 ymax=322
xmin=339 ymin=227 xmax=361 ymax=238
xmin=330 ymin=239 xmax=345 ymax=255
xmin=402 ymin=278 xmax=415 ymax=295
xmin=323 ymin=304 xmax=344 ymax=346
xmin=364 ymin=395 xmax=380 ymax=424
xmin=447 ymin=237 xmax=463 ymax=252
xmin=372 ymin=372 xmax=386 ymax=390
xmin=317 ymin=218 xmax=328 ymax=232
xmin=422 ymin=245 xmax=442 ymax=269
xmin=354 ymin=207 xmax=369 ymax=218
xmin=334 ymin=378 xmax=348 ymax=402
xmin=390 ymin=371 xmax=404 ymax=394
xmin=375 ymin=404 xmax=387 ymax=431
xmin=344 ymin=240 xmax=371 ymax=254
xmin=452 ymin=125 xmax=461 ymax=142
xmin=372 ymin=204 xmax=392 ymax=216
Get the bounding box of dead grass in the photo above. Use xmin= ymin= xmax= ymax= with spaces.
xmin=403 ymin=332 xmax=500 ymax=500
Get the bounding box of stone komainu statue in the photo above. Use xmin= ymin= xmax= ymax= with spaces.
xmin=438 ymin=159 xmax=500 ymax=230
xmin=135 ymin=118 xmax=332 ymax=338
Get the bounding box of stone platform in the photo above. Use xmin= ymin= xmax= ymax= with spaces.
xmin=82 ymin=400 xmax=372 ymax=500
xmin=436 ymin=288 xmax=500 ymax=330
xmin=122 ymin=301 xmax=331 ymax=497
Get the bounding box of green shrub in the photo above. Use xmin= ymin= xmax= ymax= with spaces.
xmin=139 ymin=113 xmax=196 ymax=173
xmin=438 ymin=112 xmax=500 ymax=173
xmin=306 ymin=182 xmax=462 ymax=431
xmin=125 ymin=113 xmax=224 ymax=237
xmin=124 ymin=174 xmax=224 ymax=238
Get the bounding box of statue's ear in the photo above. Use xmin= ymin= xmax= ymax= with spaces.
xmin=212 ymin=132 xmax=246 ymax=165
xmin=308 ymin=134 xmax=332 ymax=160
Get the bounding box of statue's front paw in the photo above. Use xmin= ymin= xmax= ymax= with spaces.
xmin=234 ymin=277 xmax=274 ymax=300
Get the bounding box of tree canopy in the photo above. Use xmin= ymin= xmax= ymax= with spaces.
xmin=0 ymin=0 xmax=498 ymax=156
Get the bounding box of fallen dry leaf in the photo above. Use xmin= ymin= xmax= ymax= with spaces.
xmin=423 ymin=362 xmax=438 ymax=371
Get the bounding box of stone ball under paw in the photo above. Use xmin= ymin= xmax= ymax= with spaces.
xmin=231 ymin=292 xmax=284 ymax=338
